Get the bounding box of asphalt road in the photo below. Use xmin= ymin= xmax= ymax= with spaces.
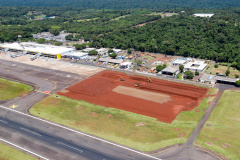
xmin=0 ymin=59 xmax=158 ymax=160
xmin=0 ymin=58 xmax=236 ymax=160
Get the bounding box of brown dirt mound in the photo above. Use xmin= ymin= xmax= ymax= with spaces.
xmin=113 ymin=85 xmax=171 ymax=104
xmin=222 ymin=143 xmax=231 ymax=148
xmin=205 ymin=141 xmax=213 ymax=146
xmin=57 ymin=70 xmax=207 ymax=123
xmin=59 ymin=90 xmax=69 ymax=93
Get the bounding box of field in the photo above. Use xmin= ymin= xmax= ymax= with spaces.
xmin=0 ymin=142 xmax=36 ymax=160
xmin=195 ymin=90 xmax=240 ymax=160
xmin=211 ymin=65 xmax=240 ymax=77
xmin=0 ymin=78 xmax=33 ymax=100
xmin=30 ymin=87 xmax=216 ymax=151
xmin=58 ymin=70 xmax=208 ymax=123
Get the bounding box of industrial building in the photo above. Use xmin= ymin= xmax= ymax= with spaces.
xmin=184 ymin=60 xmax=207 ymax=72
xmin=120 ymin=62 xmax=132 ymax=69
xmin=161 ymin=66 xmax=179 ymax=76
xmin=65 ymin=51 xmax=88 ymax=59
xmin=0 ymin=42 xmax=75 ymax=59
xmin=193 ymin=13 xmax=215 ymax=18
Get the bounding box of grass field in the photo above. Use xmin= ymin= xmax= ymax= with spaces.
xmin=0 ymin=142 xmax=36 ymax=160
xmin=195 ymin=90 xmax=240 ymax=160
xmin=30 ymin=88 xmax=216 ymax=151
xmin=211 ymin=65 xmax=240 ymax=78
xmin=0 ymin=78 xmax=33 ymax=100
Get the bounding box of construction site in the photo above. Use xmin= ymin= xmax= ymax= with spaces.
xmin=58 ymin=70 xmax=208 ymax=123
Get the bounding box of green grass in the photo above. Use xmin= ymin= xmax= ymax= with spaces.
xmin=0 ymin=78 xmax=33 ymax=100
xmin=0 ymin=142 xmax=36 ymax=160
xmin=195 ymin=90 xmax=240 ymax=160
xmin=177 ymin=73 xmax=183 ymax=80
xmin=30 ymin=87 xmax=216 ymax=151
xmin=211 ymin=65 xmax=240 ymax=77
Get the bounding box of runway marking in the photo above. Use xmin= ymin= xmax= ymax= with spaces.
xmin=0 ymin=138 xmax=48 ymax=160
xmin=20 ymin=127 xmax=42 ymax=136
xmin=10 ymin=105 xmax=18 ymax=109
xmin=57 ymin=141 xmax=83 ymax=153
xmin=150 ymin=146 xmax=223 ymax=160
xmin=0 ymin=119 xmax=7 ymax=123
xmin=45 ymin=78 xmax=48 ymax=80
xmin=0 ymin=105 xmax=161 ymax=160
xmin=35 ymin=90 xmax=51 ymax=95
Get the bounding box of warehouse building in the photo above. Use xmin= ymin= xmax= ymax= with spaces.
xmin=161 ymin=66 xmax=179 ymax=76
xmin=193 ymin=13 xmax=214 ymax=18
xmin=0 ymin=42 xmax=75 ymax=59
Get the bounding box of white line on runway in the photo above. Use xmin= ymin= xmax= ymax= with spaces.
xmin=0 ymin=138 xmax=49 ymax=160
xmin=20 ymin=127 xmax=42 ymax=136
xmin=0 ymin=105 xmax=162 ymax=160
xmin=57 ymin=141 xmax=83 ymax=152
xmin=0 ymin=120 xmax=7 ymax=123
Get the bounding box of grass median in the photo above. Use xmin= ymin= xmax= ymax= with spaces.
xmin=195 ymin=90 xmax=240 ymax=160
xmin=0 ymin=78 xmax=33 ymax=100
xmin=0 ymin=142 xmax=36 ymax=160
xmin=30 ymin=88 xmax=217 ymax=151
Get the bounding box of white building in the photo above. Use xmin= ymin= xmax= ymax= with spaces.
xmin=66 ymin=51 xmax=88 ymax=59
xmin=193 ymin=13 xmax=214 ymax=18
xmin=184 ymin=60 xmax=207 ymax=72
xmin=0 ymin=42 xmax=75 ymax=59
xmin=173 ymin=58 xmax=187 ymax=65
xmin=113 ymin=49 xmax=122 ymax=54
xmin=97 ymin=48 xmax=108 ymax=56
xmin=120 ymin=62 xmax=132 ymax=68
xmin=82 ymin=48 xmax=96 ymax=53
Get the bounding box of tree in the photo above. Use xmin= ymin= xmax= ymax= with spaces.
xmin=108 ymin=49 xmax=114 ymax=54
xmin=134 ymin=59 xmax=142 ymax=66
xmin=127 ymin=49 xmax=131 ymax=54
xmin=184 ymin=70 xmax=194 ymax=79
xmin=88 ymin=50 xmax=98 ymax=56
xmin=179 ymin=65 xmax=184 ymax=72
xmin=156 ymin=65 xmax=166 ymax=72
xmin=225 ymin=70 xmax=230 ymax=76
xmin=75 ymin=44 xmax=86 ymax=50
xmin=236 ymin=80 xmax=240 ymax=87
xmin=49 ymin=29 xmax=60 ymax=36
xmin=195 ymin=71 xmax=199 ymax=75
xmin=36 ymin=38 xmax=46 ymax=44
xmin=235 ymin=74 xmax=239 ymax=78
xmin=109 ymin=52 xmax=117 ymax=59
xmin=214 ymin=64 xmax=219 ymax=68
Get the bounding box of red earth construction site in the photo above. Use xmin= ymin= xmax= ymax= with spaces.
xmin=58 ymin=70 xmax=208 ymax=123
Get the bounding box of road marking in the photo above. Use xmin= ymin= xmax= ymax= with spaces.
xmin=0 ymin=138 xmax=48 ymax=160
xmin=10 ymin=105 xmax=18 ymax=109
xmin=20 ymin=127 xmax=42 ymax=136
xmin=0 ymin=105 xmax=161 ymax=160
xmin=35 ymin=90 xmax=51 ymax=95
xmin=57 ymin=141 xmax=83 ymax=153
xmin=0 ymin=119 xmax=7 ymax=123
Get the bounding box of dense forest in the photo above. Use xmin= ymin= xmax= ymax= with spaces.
xmin=0 ymin=0 xmax=240 ymax=9
xmin=1 ymin=7 xmax=240 ymax=64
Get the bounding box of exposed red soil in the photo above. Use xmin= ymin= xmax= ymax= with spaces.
xmin=57 ymin=70 xmax=208 ymax=123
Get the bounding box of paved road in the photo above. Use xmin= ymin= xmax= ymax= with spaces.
xmin=153 ymin=84 xmax=237 ymax=160
xmin=0 ymin=58 xmax=235 ymax=160
xmin=0 ymin=59 xmax=159 ymax=160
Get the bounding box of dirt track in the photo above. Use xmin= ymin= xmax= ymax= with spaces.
xmin=58 ymin=70 xmax=208 ymax=123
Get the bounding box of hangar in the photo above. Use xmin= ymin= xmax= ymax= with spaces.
xmin=0 ymin=42 xmax=76 ymax=59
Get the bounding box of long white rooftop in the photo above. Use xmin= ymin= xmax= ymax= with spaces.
xmin=0 ymin=42 xmax=75 ymax=55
